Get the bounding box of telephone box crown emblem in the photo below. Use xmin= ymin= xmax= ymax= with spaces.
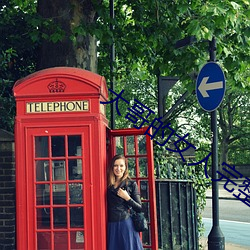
xmin=47 ymin=79 xmax=66 ymax=93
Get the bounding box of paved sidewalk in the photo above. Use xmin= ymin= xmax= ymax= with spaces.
xmin=206 ymin=178 xmax=247 ymax=200
xmin=202 ymin=178 xmax=250 ymax=249
xmin=206 ymin=186 xmax=235 ymax=199
xmin=200 ymin=238 xmax=250 ymax=250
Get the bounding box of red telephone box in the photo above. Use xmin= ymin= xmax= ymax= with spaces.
xmin=13 ymin=67 xmax=158 ymax=250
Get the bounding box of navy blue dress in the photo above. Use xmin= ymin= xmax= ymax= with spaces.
xmin=107 ymin=180 xmax=144 ymax=250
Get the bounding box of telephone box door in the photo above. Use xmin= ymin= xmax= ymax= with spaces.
xmin=109 ymin=127 xmax=158 ymax=250
xmin=26 ymin=126 xmax=92 ymax=250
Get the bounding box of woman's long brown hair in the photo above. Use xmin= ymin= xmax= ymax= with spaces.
xmin=107 ymin=154 xmax=130 ymax=187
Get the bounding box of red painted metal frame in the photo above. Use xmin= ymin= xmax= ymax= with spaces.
xmin=26 ymin=127 xmax=91 ymax=250
xmin=109 ymin=127 xmax=158 ymax=250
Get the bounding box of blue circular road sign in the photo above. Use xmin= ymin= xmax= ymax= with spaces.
xmin=196 ymin=62 xmax=226 ymax=112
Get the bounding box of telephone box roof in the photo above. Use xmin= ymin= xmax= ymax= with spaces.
xmin=13 ymin=67 xmax=108 ymax=99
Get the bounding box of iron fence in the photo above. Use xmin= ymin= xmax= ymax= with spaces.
xmin=156 ymin=179 xmax=198 ymax=250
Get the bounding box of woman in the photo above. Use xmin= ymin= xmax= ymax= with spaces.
xmin=107 ymin=154 xmax=144 ymax=250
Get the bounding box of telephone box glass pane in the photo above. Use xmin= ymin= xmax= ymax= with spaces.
xmin=52 ymin=136 xmax=65 ymax=157
xmin=70 ymin=207 xmax=83 ymax=227
xmin=36 ymin=184 xmax=47 ymax=205
xmin=69 ymin=183 xmax=83 ymax=204
xmin=115 ymin=136 xmax=124 ymax=155
xmin=140 ymin=180 xmax=149 ymax=200
xmin=37 ymin=208 xmax=50 ymax=229
xmin=68 ymin=159 xmax=82 ymax=180
xmin=52 ymin=184 xmax=66 ymax=204
xmin=142 ymin=202 xmax=151 ymax=246
xmin=142 ymin=226 xmax=151 ymax=247
xmin=71 ymin=231 xmax=84 ymax=248
xmin=142 ymin=202 xmax=150 ymax=222
xmin=138 ymin=135 xmax=146 ymax=154
xmin=127 ymin=136 xmax=135 ymax=155
xmin=36 ymin=160 xmax=49 ymax=181
xmin=128 ymin=158 xmax=136 ymax=177
xmin=37 ymin=232 xmax=51 ymax=249
xmin=35 ymin=136 xmax=49 ymax=157
xmin=53 ymin=208 xmax=67 ymax=227
xmin=52 ymin=160 xmax=66 ymax=181
xmin=68 ymin=135 xmax=81 ymax=156
xmin=54 ymin=231 xmax=68 ymax=249
xmin=139 ymin=157 xmax=148 ymax=177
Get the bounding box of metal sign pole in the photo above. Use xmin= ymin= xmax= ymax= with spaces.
xmin=208 ymin=37 xmax=225 ymax=250
xmin=110 ymin=0 xmax=115 ymax=129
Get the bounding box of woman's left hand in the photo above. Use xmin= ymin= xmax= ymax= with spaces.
xmin=117 ymin=188 xmax=131 ymax=201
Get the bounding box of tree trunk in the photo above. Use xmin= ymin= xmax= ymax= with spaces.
xmin=219 ymin=139 xmax=228 ymax=171
xmin=218 ymin=104 xmax=231 ymax=174
xmin=37 ymin=0 xmax=100 ymax=72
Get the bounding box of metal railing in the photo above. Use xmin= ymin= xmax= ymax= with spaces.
xmin=156 ymin=179 xmax=198 ymax=250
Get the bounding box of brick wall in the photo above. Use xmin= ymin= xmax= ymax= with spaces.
xmin=0 ymin=130 xmax=15 ymax=250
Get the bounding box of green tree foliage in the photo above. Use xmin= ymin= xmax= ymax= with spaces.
xmin=98 ymin=0 xmax=249 ymax=88
xmin=0 ymin=0 xmax=38 ymax=131
xmin=218 ymin=89 xmax=250 ymax=166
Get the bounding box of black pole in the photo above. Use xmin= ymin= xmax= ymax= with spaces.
xmin=110 ymin=0 xmax=115 ymax=129
xmin=208 ymin=37 xmax=225 ymax=250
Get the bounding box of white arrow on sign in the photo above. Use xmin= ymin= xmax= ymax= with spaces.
xmin=198 ymin=76 xmax=223 ymax=98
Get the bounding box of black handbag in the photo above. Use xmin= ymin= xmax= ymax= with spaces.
xmin=131 ymin=210 xmax=148 ymax=232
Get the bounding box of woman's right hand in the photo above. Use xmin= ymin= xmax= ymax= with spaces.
xmin=117 ymin=188 xmax=131 ymax=201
